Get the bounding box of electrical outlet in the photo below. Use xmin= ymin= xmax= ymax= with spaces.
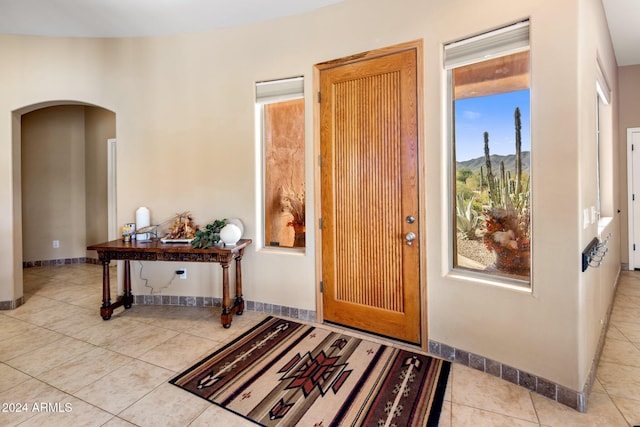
xmin=53 ymin=240 xmax=60 ymax=248
xmin=178 ymin=268 xmax=187 ymax=279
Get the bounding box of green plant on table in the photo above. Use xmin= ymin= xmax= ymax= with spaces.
xmin=191 ymin=219 xmax=226 ymax=249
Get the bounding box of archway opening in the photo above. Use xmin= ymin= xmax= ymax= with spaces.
xmin=11 ymin=101 xmax=116 ymax=307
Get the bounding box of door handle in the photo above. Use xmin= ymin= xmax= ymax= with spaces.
xmin=405 ymin=231 xmax=416 ymax=246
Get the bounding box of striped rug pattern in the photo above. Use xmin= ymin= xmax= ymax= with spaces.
xmin=170 ymin=316 xmax=450 ymax=426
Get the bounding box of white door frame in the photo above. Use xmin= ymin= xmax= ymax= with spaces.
xmin=107 ymin=138 xmax=123 ymax=294
xmin=107 ymin=138 xmax=117 ymax=240
xmin=627 ymin=128 xmax=640 ymax=268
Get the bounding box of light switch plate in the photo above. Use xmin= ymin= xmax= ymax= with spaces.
xmin=583 ymin=208 xmax=590 ymax=229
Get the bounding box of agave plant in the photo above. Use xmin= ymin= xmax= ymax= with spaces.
xmin=456 ymin=194 xmax=480 ymax=240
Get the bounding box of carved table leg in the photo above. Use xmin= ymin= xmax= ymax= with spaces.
xmin=100 ymin=259 xmax=113 ymax=320
xmin=123 ymin=260 xmax=133 ymax=309
xmin=221 ymin=261 xmax=231 ymax=328
xmin=234 ymin=250 xmax=245 ymax=315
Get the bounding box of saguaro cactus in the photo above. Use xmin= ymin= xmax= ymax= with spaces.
xmin=484 ymin=132 xmax=500 ymax=207
xmin=515 ymin=107 xmax=522 ymax=195
xmin=481 ymin=106 xmax=530 ymax=274
xmin=482 ymin=108 xmax=527 ymax=212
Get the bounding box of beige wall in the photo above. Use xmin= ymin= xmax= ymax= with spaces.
xmin=577 ymin=0 xmax=620 ymax=389
xmin=618 ymin=65 xmax=640 ymax=264
xmin=22 ymin=106 xmax=87 ymax=262
xmin=21 ymin=106 xmax=114 ymax=262
xmin=0 ymin=0 xmax=622 ymax=393
xmin=85 ymin=107 xmax=116 ymax=247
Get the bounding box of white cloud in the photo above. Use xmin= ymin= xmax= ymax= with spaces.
xmin=462 ymin=110 xmax=481 ymax=120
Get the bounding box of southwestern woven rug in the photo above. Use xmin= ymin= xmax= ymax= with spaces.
xmin=170 ymin=316 xmax=451 ymax=426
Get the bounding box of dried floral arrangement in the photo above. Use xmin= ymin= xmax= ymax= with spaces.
xmin=280 ymin=184 xmax=305 ymax=229
xmin=164 ymin=212 xmax=198 ymax=240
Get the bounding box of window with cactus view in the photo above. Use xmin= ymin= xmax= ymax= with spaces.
xmin=451 ymin=45 xmax=531 ymax=283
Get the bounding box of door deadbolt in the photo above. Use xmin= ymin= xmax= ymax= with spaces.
xmin=405 ymin=215 xmax=415 ymax=224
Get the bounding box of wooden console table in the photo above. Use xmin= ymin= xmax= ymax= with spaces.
xmin=87 ymin=238 xmax=252 ymax=328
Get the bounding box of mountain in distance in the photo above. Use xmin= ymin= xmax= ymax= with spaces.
xmin=456 ymin=151 xmax=530 ymax=176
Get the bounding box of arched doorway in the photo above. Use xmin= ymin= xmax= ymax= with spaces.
xmin=12 ymin=101 xmax=116 ymax=306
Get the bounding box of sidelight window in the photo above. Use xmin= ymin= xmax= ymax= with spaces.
xmin=445 ymin=21 xmax=531 ymax=284
xmin=596 ymin=60 xmax=612 ymax=225
xmin=255 ymin=77 xmax=306 ymax=250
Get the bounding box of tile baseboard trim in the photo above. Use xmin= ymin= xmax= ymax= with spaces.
xmin=580 ymin=265 xmax=622 ymax=410
xmin=23 ymin=257 xmax=93 ymax=268
xmin=132 ymin=294 xmax=317 ymax=323
xmin=0 ymin=296 xmax=24 ymax=310
xmin=427 ymin=339 xmax=586 ymax=412
xmin=24 ymin=258 xmax=317 ymax=323
xmin=427 ymin=265 xmax=621 ymax=415
xmin=22 ymin=258 xmax=617 ymax=413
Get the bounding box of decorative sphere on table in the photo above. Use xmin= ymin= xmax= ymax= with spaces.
xmin=220 ymin=223 xmax=242 ymax=246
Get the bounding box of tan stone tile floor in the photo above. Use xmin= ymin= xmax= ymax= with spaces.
xmin=0 ymin=264 xmax=638 ymax=426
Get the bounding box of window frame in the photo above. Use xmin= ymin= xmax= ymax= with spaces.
xmin=255 ymin=76 xmax=306 ymax=251
xmin=596 ymin=60 xmax=612 ymax=225
xmin=445 ymin=21 xmax=532 ymax=287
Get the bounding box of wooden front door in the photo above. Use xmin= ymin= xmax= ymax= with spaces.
xmin=317 ymin=42 xmax=422 ymax=344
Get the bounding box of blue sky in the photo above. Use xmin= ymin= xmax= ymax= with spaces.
xmin=454 ymin=89 xmax=530 ymax=162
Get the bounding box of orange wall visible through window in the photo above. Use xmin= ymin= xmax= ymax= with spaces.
xmin=264 ymin=98 xmax=305 ymax=248
xmin=453 ymin=51 xmax=529 ymax=100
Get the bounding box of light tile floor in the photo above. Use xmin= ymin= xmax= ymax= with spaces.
xmin=0 ymin=264 xmax=639 ymax=426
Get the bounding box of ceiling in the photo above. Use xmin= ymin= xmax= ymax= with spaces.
xmin=602 ymin=0 xmax=640 ymax=66
xmin=0 ymin=0 xmax=342 ymax=38
xmin=0 ymin=0 xmax=637 ymax=66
